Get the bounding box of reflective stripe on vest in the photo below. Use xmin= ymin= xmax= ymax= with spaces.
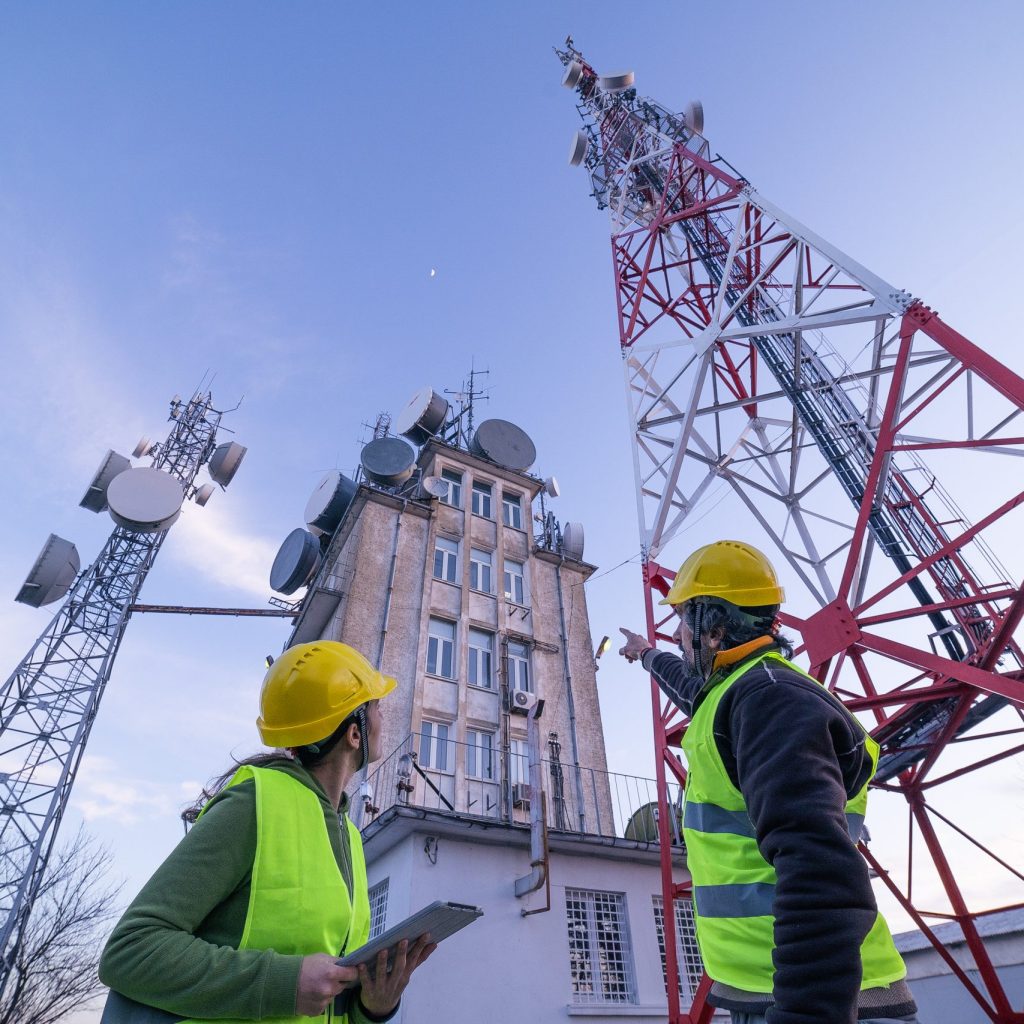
xmin=680 ymin=651 xmax=908 ymax=994
xmin=182 ymin=766 xmax=371 ymax=1024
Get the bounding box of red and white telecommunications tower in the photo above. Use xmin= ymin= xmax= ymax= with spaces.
xmin=557 ymin=39 xmax=1024 ymax=1024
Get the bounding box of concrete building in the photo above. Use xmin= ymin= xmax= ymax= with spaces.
xmin=287 ymin=422 xmax=721 ymax=1021
xmin=893 ymin=909 xmax=1024 ymax=1024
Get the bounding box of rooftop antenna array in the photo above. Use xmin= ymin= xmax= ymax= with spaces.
xmin=558 ymin=38 xmax=1024 ymax=1024
xmin=0 ymin=389 xmax=247 ymax=997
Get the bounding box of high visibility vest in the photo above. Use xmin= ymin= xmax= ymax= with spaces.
xmin=182 ymin=765 xmax=370 ymax=1024
xmin=680 ymin=651 xmax=907 ymax=994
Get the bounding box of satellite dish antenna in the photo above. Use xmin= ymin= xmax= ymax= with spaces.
xmin=361 ymin=437 xmax=416 ymax=487
xmin=304 ymin=471 xmax=358 ymax=534
xmin=543 ymin=476 xmax=560 ymax=499
xmin=599 ymin=71 xmax=635 ymax=93
xmin=209 ymin=441 xmax=247 ymax=487
xmin=79 ymin=450 xmax=131 ymax=513
xmin=15 ymin=534 xmax=81 ymax=607
xmin=132 ymin=437 xmax=154 ymax=458
xmin=568 ymin=130 xmax=590 ymax=167
xmin=561 ymin=522 xmax=585 ymax=561
xmin=395 ymin=387 xmax=450 ymax=446
xmin=106 ymin=467 xmax=185 ymax=533
xmin=420 ymin=475 xmax=450 ymax=500
xmin=683 ymin=99 xmax=704 ymax=135
xmin=470 ymin=419 xmax=537 ymax=472
xmin=270 ymin=528 xmax=322 ymax=595
xmin=194 ymin=483 xmax=216 ymax=507
xmin=562 ymin=61 xmax=583 ymax=89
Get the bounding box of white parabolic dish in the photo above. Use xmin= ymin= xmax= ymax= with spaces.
xmin=106 ymin=468 xmax=185 ymax=533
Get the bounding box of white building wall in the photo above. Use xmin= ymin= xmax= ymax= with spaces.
xmin=364 ymin=824 xmax=702 ymax=1023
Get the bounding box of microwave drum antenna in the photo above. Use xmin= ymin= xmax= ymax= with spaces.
xmin=561 ymin=522 xmax=585 ymax=561
xmin=106 ymin=468 xmax=185 ymax=533
xmin=15 ymin=534 xmax=81 ymax=607
xmin=361 ymin=437 xmax=416 ymax=487
xmin=79 ymin=450 xmax=131 ymax=513
xmin=470 ymin=419 xmax=537 ymax=472
xmin=395 ymin=387 xmax=450 ymax=446
xmin=305 ymin=471 xmax=358 ymax=534
xmin=209 ymin=442 xmax=247 ymax=487
xmin=420 ymin=475 xmax=450 ymax=499
xmin=270 ymin=528 xmax=322 ymax=595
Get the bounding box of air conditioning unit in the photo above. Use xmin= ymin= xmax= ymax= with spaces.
xmin=510 ymin=689 xmax=537 ymax=714
xmin=512 ymin=783 xmax=531 ymax=809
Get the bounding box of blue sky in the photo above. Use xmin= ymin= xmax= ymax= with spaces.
xmin=2 ymin=2 xmax=1024 ymax=1013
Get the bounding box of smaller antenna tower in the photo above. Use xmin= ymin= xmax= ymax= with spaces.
xmin=444 ymin=365 xmax=489 ymax=449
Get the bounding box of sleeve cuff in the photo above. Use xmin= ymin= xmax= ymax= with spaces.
xmin=264 ymin=953 xmax=304 ymax=1018
xmin=640 ymin=647 xmax=659 ymax=672
xmin=355 ymin=996 xmax=400 ymax=1023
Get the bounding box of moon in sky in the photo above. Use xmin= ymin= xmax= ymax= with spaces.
xmin=429 ymin=268 xmax=436 ymax=278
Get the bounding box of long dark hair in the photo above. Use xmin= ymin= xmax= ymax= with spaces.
xmin=179 ymin=711 xmax=364 ymax=827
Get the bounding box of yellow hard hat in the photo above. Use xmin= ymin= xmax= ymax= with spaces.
xmin=257 ymin=641 xmax=397 ymax=748
xmin=660 ymin=540 xmax=784 ymax=607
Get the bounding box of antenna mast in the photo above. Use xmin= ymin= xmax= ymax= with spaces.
xmin=558 ymin=41 xmax=1024 ymax=1024
xmin=0 ymin=391 xmax=247 ymax=995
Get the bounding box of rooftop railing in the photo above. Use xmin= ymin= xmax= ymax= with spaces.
xmin=357 ymin=734 xmax=685 ymax=847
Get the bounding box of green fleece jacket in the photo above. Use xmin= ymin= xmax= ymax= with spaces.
xmin=99 ymin=757 xmax=377 ymax=1021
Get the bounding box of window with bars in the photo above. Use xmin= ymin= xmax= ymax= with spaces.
xmin=507 ymin=641 xmax=531 ymax=692
xmin=465 ymin=729 xmax=495 ymax=780
xmin=564 ymin=889 xmax=637 ymax=1005
xmin=503 ymin=559 xmax=526 ymax=605
xmin=469 ymin=548 xmax=493 ymax=593
xmin=471 ymin=480 xmax=493 ymax=518
xmin=368 ymin=879 xmax=389 ymax=939
xmin=440 ymin=469 xmax=463 ymax=508
xmin=418 ymin=721 xmax=452 ymax=772
xmin=502 ymin=492 xmax=523 ymax=529
xmin=652 ymin=895 xmax=705 ymax=1006
xmin=433 ymin=536 xmax=459 ymax=584
xmin=427 ymin=617 xmax=456 ymax=678
xmin=468 ymin=629 xmax=494 ymax=688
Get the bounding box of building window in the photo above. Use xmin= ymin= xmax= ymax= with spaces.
xmin=469 ymin=548 xmax=493 ymax=593
xmin=419 ymin=721 xmax=451 ymax=772
xmin=507 ymin=641 xmax=531 ymax=692
xmin=433 ymin=536 xmax=459 ymax=584
xmin=466 ymin=729 xmax=495 ymax=781
xmin=502 ymin=492 xmax=523 ymax=530
xmin=440 ymin=469 xmax=462 ymax=508
xmin=468 ymin=629 xmax=494 ymax=688
xmin=565 ymin=889 xmax=637 ymax=1005
xmin=652 ymin=896 xmax=705 ymax=1005
xmin=427 ymin=618 xmax=456 ymax=678
xmin=368 ymin=879 xmax=389 ymax=939
xmin=471 ymin=480 xmax=493 ymax=518
xmin=503 ymin=560 xmax=526 ymax=605
xmin=510 ymin=737 xmax=528 ymax=785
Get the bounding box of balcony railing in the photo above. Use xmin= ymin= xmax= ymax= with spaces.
xmin=357 ymin=734 xmax=685 ymax=847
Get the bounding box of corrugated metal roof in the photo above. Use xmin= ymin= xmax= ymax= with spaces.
xmin=894 ymin=908 xmax=1024 ymax=953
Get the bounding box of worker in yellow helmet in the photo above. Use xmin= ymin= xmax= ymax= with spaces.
xmin=99 ymin=641 xmax=436 ymax=1024
xmin=619 ymin=541 xmax=918 ymax=1024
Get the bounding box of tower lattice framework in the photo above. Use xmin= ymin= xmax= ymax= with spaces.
xmin=0 ymin=392 xmax=225 ymax=994
xmin=558 ymin=41 xmax=1024 ymax=1024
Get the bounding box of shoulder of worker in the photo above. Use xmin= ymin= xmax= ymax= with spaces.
xmin=715 ymin=651 xmax=870 ymax=794
xmin=201 ymin=755 xmax=343 ymax=819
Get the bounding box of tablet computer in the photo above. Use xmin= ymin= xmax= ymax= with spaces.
xmin=336 ymin=899 xmax=483 ymax=972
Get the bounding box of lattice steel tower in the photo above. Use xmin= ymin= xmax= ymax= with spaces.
xmin=0 ymin=390 xmax=246 ymax=994
xmin=557 ymin=40 xmax=1024 ymax=1024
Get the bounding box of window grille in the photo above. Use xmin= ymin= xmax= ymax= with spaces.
xmin=471 ymin=481 xmax=493 ymax=518
xmin=440 ymin=469 xmax=462 ymax=508
xmin=433 ymin=536 xmax=459 ymax=583
xmin=652 ymin=895 xmax=705 ymax=1006
xmin=564 ymin=889 xmax=637 ymax=1005
xmin=502 ymin=492 xmax=523 ymax=529
xmin=427 ymin=617 xmax=456 ymax=678
xmin=368 ymin=879 xmax=389 ymax=939
xmin=468 ymin=629 xmax=494 ymax=688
